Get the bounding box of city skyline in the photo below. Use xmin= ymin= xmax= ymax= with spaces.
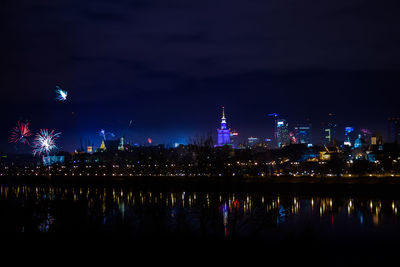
xmin=2 ymin=104 xmax=398 ymax=154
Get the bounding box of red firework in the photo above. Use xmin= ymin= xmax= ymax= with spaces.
xmin=10 ymin=121 xmax=32 ymax=145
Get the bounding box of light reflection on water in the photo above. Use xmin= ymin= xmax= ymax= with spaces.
xmin=0 ymin=184 xmax=400 ymax=240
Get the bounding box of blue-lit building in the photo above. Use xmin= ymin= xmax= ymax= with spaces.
xmin=43 ymin=156 xmax=65 ymax=166
xmin=230 ymin=130 xmax=239 ymax=148
xmin=217 ymin=107 xmax=231 ymax=147
xmin=344 ymin=127 xmax=355 ymax=147
xmin=277 ymin=119 xmax=289 ymax=147
xmin=294 ymin=124 xmax=312 ymax=147
xmin=354 ymin=134 xmax=363 ymax=149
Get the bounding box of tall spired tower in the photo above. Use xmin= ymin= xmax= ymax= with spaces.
xmin=217 ymin=107 xmax=231 ymax=146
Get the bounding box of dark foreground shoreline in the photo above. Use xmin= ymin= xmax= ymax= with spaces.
xmin=2 ymin=174 xmax=400 ymax=265
xmin=1 ymin=175 xmax=400 ymax=198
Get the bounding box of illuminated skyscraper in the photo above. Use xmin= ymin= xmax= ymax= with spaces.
xmin=217 ymin=107 xmax=231 ymax=147
xmin=354 ymin=134 xmax=363 ymax=148
xmin=324 ymin=113 xmax=337 ymax=145
xmin=277 ymin=119 xmax=289 ymax=147
xmin=118 ymin=136 xmax=125 ymax=151
xmin=388 ymin=117 xmax=400 ymax=143
xmin=230 ymin=130 xmax=239 ymax=148
xmin=268 ymin=113 xmax=279 ymax=147
xmin=247 ymin=137 xmax=259 ymax=148
xmin=344 ymin=127 xmax=355 ymax=147
xmin=294 ymin=124 xmax=312 ymax=146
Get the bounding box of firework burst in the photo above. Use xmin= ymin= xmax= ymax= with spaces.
xmin=55 ymin=86 xmax=68 ymax=101
xmin=32 ymin=129 xmax=61 ymax=156
xmin=10 ymin=121 xmax=32 ymax=145
xmin=99 ymin=129 xmax=115 ymax=140
xmin=99 ymin=129 xmax=106 ymax=140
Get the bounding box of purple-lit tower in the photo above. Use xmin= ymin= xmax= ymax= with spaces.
xmin=217 ymin=107 xmax=231 ymax=146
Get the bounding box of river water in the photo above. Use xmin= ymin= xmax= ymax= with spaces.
xmin=3 ymin=180 xmax=400 ymax=264
xmin=1 ymin=182 xmax=399 ymax=241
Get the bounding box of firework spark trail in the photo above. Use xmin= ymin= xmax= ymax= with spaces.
xmin=10 ymin=121 xmax=32 ymax=145
xmin=32 ymin=129 xmax=61 ymax=156
xmin=99 ymin=129 xmax=115 ymax=140
xmin=55 ymin=86 xmax=68 ymax=101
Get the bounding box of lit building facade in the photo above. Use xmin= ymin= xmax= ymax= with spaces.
xmin=217 ymin=107 xmax=231 ymax=147
xmin=294 ymin=124 xmax=312 ymax=146
xmin=324 ymin=113 xmax=337 ymax=145
xmin=43 ymin=156 xmax=65 ymax=166
xmin=277 ymin=119 xmax=289 ymax=147
xmin=354 ymin=134 xmax=363 ymax=148
xmin=247 ymin=137 xmax=259 ymax=148
xmin=371 ymin=132 xmax=383 ymax=146
xmin=230 ymin=130 xmax=239 ymax=148
xmin=344 ymin=127 xmax=355 ymax=147
xmin=118 ymin=136 xmax=125 ymax=151
xmin=268 ymin=113 xmax=279 ymax=147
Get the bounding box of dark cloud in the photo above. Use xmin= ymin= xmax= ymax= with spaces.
xmin=1 ymin=0 xmax=400 ymax=151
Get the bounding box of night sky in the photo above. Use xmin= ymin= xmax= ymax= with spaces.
xmin=1 ymin=0 xmax=400 ymax=152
